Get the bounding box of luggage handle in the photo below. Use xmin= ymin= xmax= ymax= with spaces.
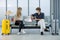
xmin=6 ymin=21 xmax=8 ymax=29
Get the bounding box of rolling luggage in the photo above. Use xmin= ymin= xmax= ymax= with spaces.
xmin=51 ymin=19 xmax=59 ymax=35
xmin=2 ymin=19 xmax=10 ymax=35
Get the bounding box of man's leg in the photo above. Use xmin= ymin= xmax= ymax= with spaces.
xmin=38 ymin=19 xmax=45 ymax=35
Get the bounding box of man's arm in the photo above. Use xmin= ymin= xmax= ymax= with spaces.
xmin=31 ymin=14 xmax=41 ymax=20
xmin=31 ymin=14 xmax=35 ymax=20
xmin=31 ymin=16 xmax=35 ymax=19
xmin=35 ymin=19 xmax=41 ymax=20
xmin=35 ymin=18 xmax=41 ymax=21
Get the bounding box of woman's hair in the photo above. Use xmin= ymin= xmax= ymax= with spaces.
xmin=36 ymin=7 xmax=41 ymax=12
xmin=17 ymin=7 xmax=22 ymax=17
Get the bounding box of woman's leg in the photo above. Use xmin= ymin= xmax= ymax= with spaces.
xmin=19 ymin=21 xmax=26 ymax=33
xmin=19 ymin=21 xmax=23 ymax=32
xmin=19 ymin=23 xmax=22 ymax=32
xmin=15 ymin=20 xmax=23 ymax=34
xmin=20 ymin=21 xmax=26 ymax=33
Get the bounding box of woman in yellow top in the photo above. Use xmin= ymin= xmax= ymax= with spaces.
xmin=14 ymin=7 xmax=26 ymax=34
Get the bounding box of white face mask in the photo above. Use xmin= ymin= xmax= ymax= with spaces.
xmin=36 ymin=11 xmax=41 ymax=14
xmin=36 ymin=10 xmax=41 ymax=13
xmin=36 ymin=11 xmax=38 ymax=13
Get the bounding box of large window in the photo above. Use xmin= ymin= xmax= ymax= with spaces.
xmin=29 ymin=0 xmax=39 ymax=16
xmin=18 ymin=0 xmax=28 ymax=16
xmin=0 ymin=0 xmax=50 ymax=25
xmin=0 ymin=0 xmax=6 ymax=25
xmin=40 ymin=0 xmax=50 ymax=16
xmin=7 ymin=0 xmax=17 ymax=16
xmin=40 ymin=0 xmax=50 ymax=23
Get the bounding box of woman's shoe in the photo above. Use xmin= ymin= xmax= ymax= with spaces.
xmin=22 ymin=30 xmax=26 ymax=34
xmin=17 ymin=32 xmax=21 ymax=35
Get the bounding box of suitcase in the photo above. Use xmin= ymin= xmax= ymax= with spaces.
xmin=51 ymin=19 xmax=59 ymax=35
xmin=2 ymin=19 xmax=10 ymax=35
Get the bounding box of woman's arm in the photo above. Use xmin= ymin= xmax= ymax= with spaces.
xmin=12 ymin=15 xmax=16 ymax=22
xmin=13 ymin=18 xmax=16 ymax=22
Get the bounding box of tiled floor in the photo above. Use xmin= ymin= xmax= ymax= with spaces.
xmin=0 ymin=27 xmax=60 ymax=40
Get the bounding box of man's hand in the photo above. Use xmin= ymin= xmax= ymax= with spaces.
xmin=31 ymin=16 xmax=41 ymax=21
xmin=35 ymin=18 xmax=40 ymax=20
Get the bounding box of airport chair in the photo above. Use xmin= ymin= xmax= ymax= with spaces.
xmin=10 ymin=16 xmax=51 ymax=32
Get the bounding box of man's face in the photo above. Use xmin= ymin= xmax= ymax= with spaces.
xmin=36 ymin=10 xmax=41 ymax=13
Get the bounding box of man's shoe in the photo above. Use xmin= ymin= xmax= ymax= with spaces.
xmin=44 ymin=29 xmax=49 ymax=32
xmin=41 ymin=32 xmax=44 ymax=35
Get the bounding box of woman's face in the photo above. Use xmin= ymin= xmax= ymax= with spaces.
xmin=18 ymin=9 xmax=22 ymax=12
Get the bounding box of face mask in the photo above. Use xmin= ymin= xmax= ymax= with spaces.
xmin=36 ymin=11 xmax=39 ymax=13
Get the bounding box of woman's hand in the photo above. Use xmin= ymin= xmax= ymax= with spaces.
xmin=11 ymin=17 xmax=15 ymax=22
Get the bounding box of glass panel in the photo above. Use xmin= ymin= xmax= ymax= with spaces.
xmin=0 ymin=0 xmax=6 ymax=25
xmin=29 ymin=0 xmax=39 ymax=16
xmin=40 ymin=0 xmax=50 ymax=16
xmin=40 ymin=0 xmax=50 ymax=23
xmin=7 ymin=0 xmax=17 ymax=16
xmin=18 ymin=0 xmax=28 ymax=16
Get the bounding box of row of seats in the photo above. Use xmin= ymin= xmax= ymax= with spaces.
xmin=10 ymin=16 xmax=51 ymax=30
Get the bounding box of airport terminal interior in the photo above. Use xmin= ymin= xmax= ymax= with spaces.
xmin=0 ymin=0 xmax=60 ymax=40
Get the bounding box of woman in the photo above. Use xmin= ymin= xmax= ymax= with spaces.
xmin=14 ymin=7 xmax=26 ymax=34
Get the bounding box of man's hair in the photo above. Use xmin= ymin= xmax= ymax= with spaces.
xmin=36 ymin=7 xmax=41 ymax=11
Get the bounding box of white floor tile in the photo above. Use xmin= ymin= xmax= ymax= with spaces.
xmin=0 ymin=27 xmax=60 ymax=40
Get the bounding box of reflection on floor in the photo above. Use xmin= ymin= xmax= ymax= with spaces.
xmin=0 ymin=27 xmax=60 ymax=40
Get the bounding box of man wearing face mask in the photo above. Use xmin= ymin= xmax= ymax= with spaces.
xmin=31 ymin=7 xmax=45 ymax=35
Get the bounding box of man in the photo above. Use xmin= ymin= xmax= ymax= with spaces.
xmin=31 ymin=7 xmax=45 ymax=35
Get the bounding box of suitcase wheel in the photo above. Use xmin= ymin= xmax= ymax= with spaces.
xmin=52 ymin=33 xmax=55 ymax=35
xmin=1 ymin=33 xmax=4 ymax=35
xmin=56 ymin=33 xmax=59 ymax=35
xmin=7 ymin=33 xmax=10 ymax=35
